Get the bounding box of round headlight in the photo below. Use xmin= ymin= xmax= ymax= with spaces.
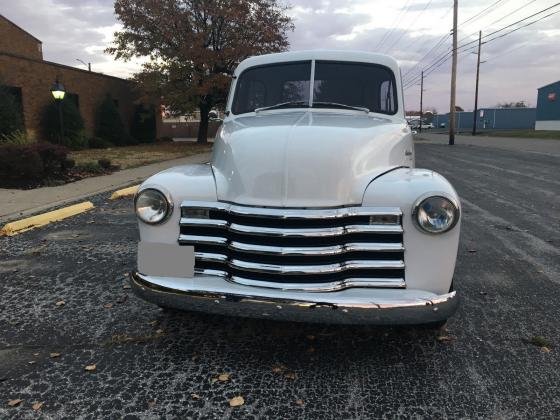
xmin=413 ymin=195 xmax=459 ymax=234
xmin=135 ymin=188 xmax=172 ymax=224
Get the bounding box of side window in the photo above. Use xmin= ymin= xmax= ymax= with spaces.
xmin=379 ymin=80 xmax=394 ymax=113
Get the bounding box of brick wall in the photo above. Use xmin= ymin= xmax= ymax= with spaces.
xmin=0 ymin=15 xmax=43 ymax=60
xmin=0 ymin=53 xmax=136 ymax=139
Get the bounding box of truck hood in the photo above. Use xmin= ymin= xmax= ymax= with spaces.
xmin=211 ymin=110 xmax=412 ymax=207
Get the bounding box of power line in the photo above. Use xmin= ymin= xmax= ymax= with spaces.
xmin=403 ymin=6 xmax=560 ymax=89
xmin=458 ymin=0 xmax=540 ymax=44
xmin=459 ymin=2 xmax=560 ymax=49
xmin=399 ymin=6 xmax=453 ymax=77
xmin=374 ymin=0 xmax=412 ymax=50
xmin=459 ymin=0 xmax=507 ymax=26
xmin=383 ymin=0 xmax=434 ymax=54
xmin=403 ymin=3 xmax=560 ymax=87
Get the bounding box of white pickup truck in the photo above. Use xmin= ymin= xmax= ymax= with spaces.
xmin=131 ymin=50 xmax=461 ymax=326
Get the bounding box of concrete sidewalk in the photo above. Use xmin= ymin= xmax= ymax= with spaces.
xmin=0 ymin=152 xmax=211 ymax=222
xmin=415 ymin=133 xmax=560 ymax=156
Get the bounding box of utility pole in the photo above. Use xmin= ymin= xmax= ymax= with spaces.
xmin=472 ymin=30 xmax=482 ymax=136
xmin=449 ymin=0 xmax=458 ymax=145
xmin=419 ymin=70 xmax=424 ymax=133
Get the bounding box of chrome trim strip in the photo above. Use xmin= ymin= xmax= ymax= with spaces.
xmin=229 ymin=223 xmax=402 ymax=237
xmin=193 ymin=268 xmax=228 ymax=277
xmin=180 ymin=218 xmax=228 ymax=228
xmin=181 ymin=201 xmax=402 ymax=220
xmin=229 ymin=259 xmax=404 ymax=275
xmin=229 ymin=276 xmax=406 ymax=291
xmin=194 ymin=252 xmax=228 ymax=263
xmin=229 ymin=241 xmax=404 ymax=255
xmin=179 ymin=235 xmax=227 ymax=245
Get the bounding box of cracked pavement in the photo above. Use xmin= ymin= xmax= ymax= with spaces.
xmin=1 ymin=142 xmax=559 ymax=419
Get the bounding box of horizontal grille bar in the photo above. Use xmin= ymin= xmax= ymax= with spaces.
xmin=182 ymin=201 xmax=401 ymax=220
xmin=230 ymin=276 xmax=406 ymax=291
xmin=230 ymin=259 xmax=404 ymax=275
xmin=229 ymin=241 xmax=404 ymax=256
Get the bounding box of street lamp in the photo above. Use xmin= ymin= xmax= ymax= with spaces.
xmin=51 ymin=79 xmax=66 ymax=142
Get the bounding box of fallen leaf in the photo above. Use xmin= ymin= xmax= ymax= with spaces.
xmin=306 ymin=335 xmax=315 ymax=341
xmin=436 ymin=335 xmax=455 ymax=343
xmin=525 ymin=335 xmax=552 ymax=348
xmin=7 ymin=399 xmax=23 ymax=407
xmin=103 ymin=303 xmax=113 ymax=309
xmin=272 ymin=364 xmax=286 ymax=373
xmin=33 ymin=353 xmax=39 ymax=356
xmin=123 ymin=284 xmax=131 ymax=290
xmin=229 ymin=396 xmax=244 ymax=407
xmin=284 ymin=371 xmax=297 ymax=380
xmin=147 ymin=400 xmax=156 ymax=408
xmin=149 ymin=320 xmax=158 ymax=326
xmin=155 ymin=329 xmax=164 ymax=335
xmin=218 ymin=373 xmax=230 ymax=382
xmin=32 ymin=402 xmax=43 ymax=411
xmin=307 ymin=347 xmax=315 ymax=353
xmin=50 ymin=352 xmax=61 ymax=358
xmin=541 ymin=346 xmax=551 ymax=353
xmin=191 ymin=393 xmax=201 ymax=400
xmin=295 ymin=399 xmax=304 ymax=406
xmin=28 ymin=361 xmax=36 ymax=364
xmin=84 ymin=364 xmax=96 ymax=372
xmin=55 ymin=300 xmax=65 ymax=307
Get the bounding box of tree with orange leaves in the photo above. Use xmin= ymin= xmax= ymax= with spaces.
xmin=108 ymin=0 xmax=294 ymax=143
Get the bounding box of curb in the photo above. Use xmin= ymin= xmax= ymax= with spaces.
xmin=110 ymin=185 xmax=139 ymax=200
xmin=0 ymin=201 xmax=95 ymax=237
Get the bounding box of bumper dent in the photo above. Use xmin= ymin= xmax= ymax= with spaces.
xmin=130 ymin=272 xmax=458 ymax=325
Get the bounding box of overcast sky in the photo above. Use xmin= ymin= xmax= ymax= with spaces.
xmin=3 ymin=0 xmax=560 ymax=112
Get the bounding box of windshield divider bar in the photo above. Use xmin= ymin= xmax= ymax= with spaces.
xmin=308 ymin=59 xmax=315 ymax=108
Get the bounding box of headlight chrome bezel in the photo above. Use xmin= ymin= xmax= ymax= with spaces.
xmin=412 ymin=193 xmax=460 ymax=234
xmin=134 ymin=187 xmax=174 ymax=225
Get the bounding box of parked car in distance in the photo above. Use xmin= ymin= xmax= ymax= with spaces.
xmin=131 ymin=50 xmax=461 ymax=326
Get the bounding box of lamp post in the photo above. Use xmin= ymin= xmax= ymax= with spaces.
xmin=50 ymin=79 xmax=66 ymax=143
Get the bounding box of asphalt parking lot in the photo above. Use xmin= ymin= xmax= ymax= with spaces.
xmin=1 ymin=141 xmax=559 ymax=419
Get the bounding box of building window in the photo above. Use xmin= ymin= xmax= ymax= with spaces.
xmin=66 ymin=92 xmax=79 ymax=109
xmin=0 ymin=85 xmax=24 ymax=116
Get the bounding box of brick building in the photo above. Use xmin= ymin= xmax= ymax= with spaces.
xmin=0 ymin=14 xmax=140 ymax=139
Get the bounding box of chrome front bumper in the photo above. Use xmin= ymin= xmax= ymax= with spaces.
xmin=130 ymin=272 xmax=458 ymax=325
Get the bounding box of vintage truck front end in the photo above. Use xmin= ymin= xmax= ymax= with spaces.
xmin=130 ymin=51 xmax=460 ymax=325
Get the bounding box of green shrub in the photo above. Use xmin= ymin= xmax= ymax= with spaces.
xmin=75 ymin=161 xmax=104 ymax=174
xmin=0 ymin=129 xmax=33 ymax=145
xmin=88 ymin=136 xmax=114 ymax=149
xmin=131 ymin=104 xmax=156 ymax=143
xmin=33 ymin=143 xmax=70 ymax=177
xmin=0 ymin=86 xmax=24 ymax=137
xmin=42 ymin=99 xmax=88 ymax=149
xmin=98 ymin=158 xmax=112 ymax=169
xmin=0 ymin=144 xmax=43 ymax=186
xmin=95 ymin=95 xmax=130 ymax=146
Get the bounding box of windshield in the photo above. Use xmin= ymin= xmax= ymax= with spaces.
xmin=231 ymin=60 xmax=398 ymax=115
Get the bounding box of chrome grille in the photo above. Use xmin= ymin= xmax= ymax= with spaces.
xmin=179 ymin=201 xmax=405 ymax=291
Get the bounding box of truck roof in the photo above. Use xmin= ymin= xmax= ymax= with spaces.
xmin=235 ymin=50 xmax=400 ymax=77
